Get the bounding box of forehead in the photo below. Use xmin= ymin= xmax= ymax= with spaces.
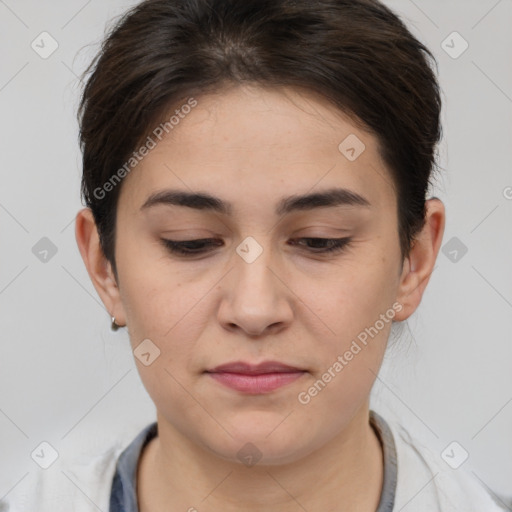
xmin=118 ymin=85 xmax=396 ymax=214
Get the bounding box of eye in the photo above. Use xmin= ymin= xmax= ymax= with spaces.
xmin=161 ymin=238 xmax=222 ymax=255
xmin=161 ymin=237 xmax=352 ymax=256
xmin=288 ymin=237 xmax=352 ymax=254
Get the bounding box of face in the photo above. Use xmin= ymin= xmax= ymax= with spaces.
xmin=112 ymin=85 xmax=405 ymax=464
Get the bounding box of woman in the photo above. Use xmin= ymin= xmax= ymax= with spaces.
xmin=1 ymin=0 xmax=506 ymax=510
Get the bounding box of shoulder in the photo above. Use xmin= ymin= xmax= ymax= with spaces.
xmin=0 ymin=439 xmax=126 ymax=512
xmin=383 ymin=416 xmax=507 ymax=511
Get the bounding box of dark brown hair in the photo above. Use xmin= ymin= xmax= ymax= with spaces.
xmin=78 ymin=0 xmax=442 ymax=278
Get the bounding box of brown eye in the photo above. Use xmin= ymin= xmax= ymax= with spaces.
xmin=161 ymin=238 xmax=223 ymax=255
xmin=289 ymin=237 xmax=352 ymax=253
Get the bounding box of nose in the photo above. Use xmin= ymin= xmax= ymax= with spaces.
xmin=216 ymin=242 xmax=294 ymax=337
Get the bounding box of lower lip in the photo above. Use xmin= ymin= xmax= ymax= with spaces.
xmin=207 ymin=371 xmax=305 ymax=394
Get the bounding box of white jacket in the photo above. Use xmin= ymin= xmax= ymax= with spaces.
xmin=0 ymin=416 xmax=507 ymax=511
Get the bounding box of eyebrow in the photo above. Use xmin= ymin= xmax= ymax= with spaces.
xmin=140 ymin=187 xmax=371 ymax=216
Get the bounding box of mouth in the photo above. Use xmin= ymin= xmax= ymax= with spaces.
xmin=205 ymin=360 xmax=307 ymax=394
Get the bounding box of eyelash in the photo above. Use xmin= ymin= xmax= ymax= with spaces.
xmin=161 ymin=237 xmax=352 ymax=256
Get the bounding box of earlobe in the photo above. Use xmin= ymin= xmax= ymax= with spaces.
xmin=394 ymin=198 xmax=445 ymax=321
xmin=75 ymin=208 xmax=126 ymax=326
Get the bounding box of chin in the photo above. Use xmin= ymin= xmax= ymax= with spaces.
xmin=205 ymin=421 xmax=314 ymax=466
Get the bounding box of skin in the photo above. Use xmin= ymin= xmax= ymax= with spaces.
xmin=76 ymin=84 xmax=445 ymax=511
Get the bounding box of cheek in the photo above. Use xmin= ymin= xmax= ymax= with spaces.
xmin=295 ymin=270 xmax=396 ymax=416
xmin=295 ymin=251 xmax=399 ymax=394
xmin=304 ymin=256 xmax=399 ymax=334
xmin=116 ymin=234 xmax=181 ymax=323
xmin=117 ymin=255 xmax=219 ymax=380
xmin=121 ymin=274 xmax=207 ymax=342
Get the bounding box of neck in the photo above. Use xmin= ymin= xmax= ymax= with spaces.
xmin=137 ymin=404 xmax=384 ymax=512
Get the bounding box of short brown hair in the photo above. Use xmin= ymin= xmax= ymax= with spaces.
xmin=78 ymin=0 xmax=442 ymax=277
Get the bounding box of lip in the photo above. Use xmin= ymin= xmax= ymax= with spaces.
xmin=208 ymin=360 xmax=304 ymax=374
xmin=205 ymin=360 xmax=306 ymax=394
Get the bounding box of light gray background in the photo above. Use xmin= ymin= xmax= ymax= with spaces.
xmin=1 ymin=0 xmax=511 ymax=505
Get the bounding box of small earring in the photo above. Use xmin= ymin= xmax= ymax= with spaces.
xmin=111 ymin=316 xmax=120 ymax=331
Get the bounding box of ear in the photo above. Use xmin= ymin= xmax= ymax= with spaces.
xmin=394 ymin=198 xmax=445 ymax=321
xmin=75 ymin=208 xmax=127 ymax=327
